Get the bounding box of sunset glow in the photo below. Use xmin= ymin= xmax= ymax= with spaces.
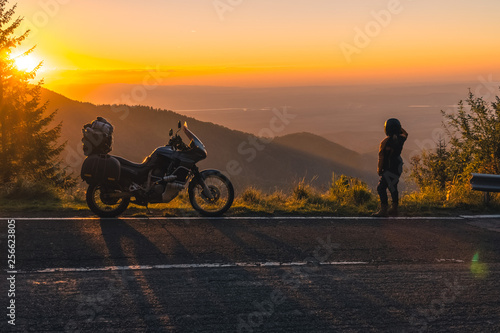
xmin=14 ymin=0 xmax=500 ymax=99
xmin=13 ymin=54 xmax=40 ymax=72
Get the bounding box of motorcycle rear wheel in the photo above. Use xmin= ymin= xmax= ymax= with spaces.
xmin=188 ymin=170 xmax=234 ymax=217
xmin=86 ymin=183 xmax=130 ymax=218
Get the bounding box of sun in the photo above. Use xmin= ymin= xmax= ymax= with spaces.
xmin=13 ymin=54 xmax=40 ymax=72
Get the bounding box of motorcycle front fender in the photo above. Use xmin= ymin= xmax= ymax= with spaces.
xmin=189 ymin=169 xmax=218 ymax=200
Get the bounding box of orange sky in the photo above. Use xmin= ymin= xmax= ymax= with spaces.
xmin=14 ymin=0 xmax=500 ymax=95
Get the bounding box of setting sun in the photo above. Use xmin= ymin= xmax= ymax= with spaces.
xmin=13 ymin=54 xmax=40 ymax=72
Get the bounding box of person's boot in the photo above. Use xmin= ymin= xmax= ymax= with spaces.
xmin=388 ymin=203 xmax=398 ymax=217
xmin=372 ymin=204 xmax=389 ymax=217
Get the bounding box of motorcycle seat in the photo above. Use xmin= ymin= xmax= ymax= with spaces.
xmin=114 ymin=156 xmax=151 ymax=170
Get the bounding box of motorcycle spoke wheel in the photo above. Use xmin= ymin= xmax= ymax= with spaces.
xmin=86 ymin=183 xmax=129 ymax=218
xmin=189 ymin=172 xmax=234 ymax=216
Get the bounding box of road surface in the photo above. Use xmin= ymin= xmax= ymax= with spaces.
xmin=1 ymin=216 xmax=500 ymax=332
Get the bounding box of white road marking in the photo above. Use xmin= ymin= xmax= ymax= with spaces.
xmin=461 ymin=215 xmax=500 ymax=219
xmin=435 ymin=259 xmax=465 ymax=263
xmin=17 ymin=261 xmax=370 ymax=274
xmin=6 ymin=216 xmax=468 ymax=221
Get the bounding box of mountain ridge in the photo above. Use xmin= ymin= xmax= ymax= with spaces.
xmin=40 ymin=88 xmax=376 ymax=191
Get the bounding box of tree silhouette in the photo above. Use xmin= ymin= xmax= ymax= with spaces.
xmin=411 ymin=90 xmax=500 ymax=192
xmin=0 ymin=0 xmax=74 ymax=187
xmin=442 ymin=91 xmax=500 ymax=175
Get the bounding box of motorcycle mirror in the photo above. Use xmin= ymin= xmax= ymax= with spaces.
xmin=169 ymin=129 xmax=173 ymax=136
xmin=178 ymin=121 xmax=181 ymax=129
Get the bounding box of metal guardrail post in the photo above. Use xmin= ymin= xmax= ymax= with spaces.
xmin=484 ymin=191 xmax=490 ymax=205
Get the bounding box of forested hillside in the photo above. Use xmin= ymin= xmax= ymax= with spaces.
xmin=41 ymin=89 xmax=375 ymax=191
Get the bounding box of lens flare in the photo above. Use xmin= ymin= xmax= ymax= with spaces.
xmin=470 ymin=252 xmax=488 ymax=278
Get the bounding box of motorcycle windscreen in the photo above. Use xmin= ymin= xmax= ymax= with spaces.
xmin=183 ymin=122 xmax=206 ymax=152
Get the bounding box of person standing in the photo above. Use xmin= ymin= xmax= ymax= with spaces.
xmin=373 ymin=118 xmax=408 ymax=217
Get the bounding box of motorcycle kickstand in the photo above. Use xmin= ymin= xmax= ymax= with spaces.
xmin=145 ymin=204 xmax=153 ymax=215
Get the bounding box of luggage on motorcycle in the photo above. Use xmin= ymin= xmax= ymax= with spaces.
xmin=82 ymin=117 xmax=114 ymax=156
xmin=81 ymin=154 xmax=121 ymax=184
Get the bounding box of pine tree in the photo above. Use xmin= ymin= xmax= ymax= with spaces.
xmin=410 ymin=138 xmax=450 ymax=190
xmin=0 ymin=0 xmax=74 ymax=187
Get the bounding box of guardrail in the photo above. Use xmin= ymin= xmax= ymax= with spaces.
xmin=470 ymin=173 xmax=500 ymax=203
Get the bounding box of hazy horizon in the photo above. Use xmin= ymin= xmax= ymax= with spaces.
xmin=46 ymin=79 xmax=500 ymax=156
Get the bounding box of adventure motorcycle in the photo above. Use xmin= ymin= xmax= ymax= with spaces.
xmin=81 ymin=121 xmax=234 ymax=217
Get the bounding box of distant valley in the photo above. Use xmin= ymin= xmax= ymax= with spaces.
xmin=42 ymin=89 xmax=375 ymax=192
xmin=54 ymin=81 xmax=498 ymax=156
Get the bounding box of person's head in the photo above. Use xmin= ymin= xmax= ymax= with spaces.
xmin=384 ymin=118 xmax=401 ymax=136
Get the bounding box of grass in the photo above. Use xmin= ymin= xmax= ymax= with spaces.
xmin=1 ymin=175 xmax=499 ymax=217
xmin=0 ymin=179 xmax=88 ymax=215
xmin=231 ymin=178 xmax=378 ymax=216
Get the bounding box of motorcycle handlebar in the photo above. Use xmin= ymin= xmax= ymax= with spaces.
xmin=168 ymin=135 xmax=187 ymax=150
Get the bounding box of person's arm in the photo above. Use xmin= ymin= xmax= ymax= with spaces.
xmin=400 ymin=127 xmax=408 ymax=138
xmin=377 ymin=137 xmax=389 ymax=175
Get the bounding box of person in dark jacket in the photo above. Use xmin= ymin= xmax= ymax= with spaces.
xmin=373 ymin=118 xmax=408 ymax=217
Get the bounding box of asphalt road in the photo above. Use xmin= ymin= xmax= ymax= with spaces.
xmin=1 ymin=216 xmax=500 ymax=332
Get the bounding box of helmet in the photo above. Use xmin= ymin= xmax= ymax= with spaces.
xmin=384 ymin=118 xmax=401 ymax=136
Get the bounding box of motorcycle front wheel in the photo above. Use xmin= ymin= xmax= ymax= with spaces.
xmin=86 ymin=183 xmax=130 ymax=218
xmin=188 ymin=170 xmax=234 ymax=217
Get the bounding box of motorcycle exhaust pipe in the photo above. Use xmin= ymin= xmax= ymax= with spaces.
xmin=166 ymin=182 xmax=184 ymax=190
xmin=161 ymin=182 xmax=185 ymax=202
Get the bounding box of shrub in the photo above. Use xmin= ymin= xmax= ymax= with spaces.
xmin=241 ymin=187 xmax=264 ymax=204
xmin=411 ymin=90 xmax=500 ymax=206
xmin=1 ymin=179 xmax=61 ymax=202
xmin=330 ymin=174 xmax=374 ymax=205
xmin=292 ymin=181 xmax=317 ymax=201
xmin=267 ymin=190 xmax=287 ymax=204
xmin=401 ymin=185 xmax=445 ymax=210
xmin=444 ymin=178 xmax=483 ymax=207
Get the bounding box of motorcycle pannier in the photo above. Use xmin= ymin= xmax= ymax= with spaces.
xmin=81 ymin=154 xmax=121 ymax=184
xmin=82 ymin=117 xmax=114 ymax=156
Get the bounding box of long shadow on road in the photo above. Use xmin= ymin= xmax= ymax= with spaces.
xmin=10 ymin=216 xmax=500 ymax=332
xmin=91 ymin=218 xmax=344 ymax=331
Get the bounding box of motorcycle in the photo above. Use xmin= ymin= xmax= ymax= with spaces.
xmin=81 ymin=121 xmax=234 ymax=218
